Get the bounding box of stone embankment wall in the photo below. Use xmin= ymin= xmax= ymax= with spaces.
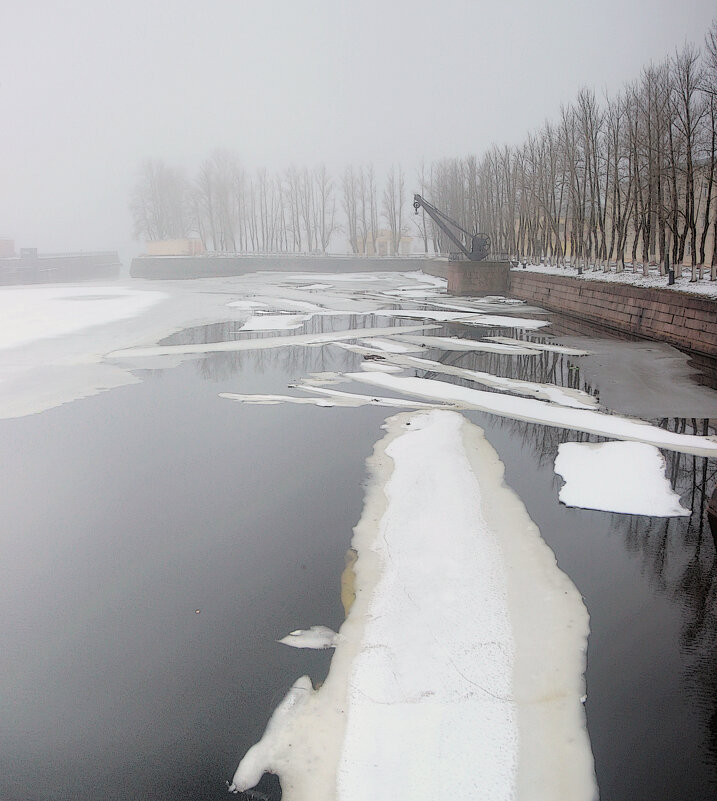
xmin=508 ymin=271 xmax=717 ymax=359
xmin=131 ymin=255 xmax=440 ymax=279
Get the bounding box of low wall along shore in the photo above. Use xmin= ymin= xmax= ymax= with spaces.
xmin=508 ymin=270 xmax=717 ymax=359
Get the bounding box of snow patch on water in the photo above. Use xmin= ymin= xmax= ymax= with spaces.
xmin=373 ymin=308 xmax=549 ymax=329
xmin=228 ymin=410 xmax=596 ymax=800
xmin=393 ymin=334 xmax=540 ymax=354
xmin=345 ymin=373 xmax=717 ymax=457
xmin=373 ymin=353 xmax=598 ymax=408
xmin=109 ymin=325 xmax=438 ymax=359
xmin=239 ymin=314 xmax=312 ymax=331
xmin=278 ymin=626 xmax=339 ymax=650
xmin=554 ymin=441 xmax=690 ymax=516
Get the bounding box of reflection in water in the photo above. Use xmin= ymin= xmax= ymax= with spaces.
xmin=132 ymin=311 xmax=717 ymax=798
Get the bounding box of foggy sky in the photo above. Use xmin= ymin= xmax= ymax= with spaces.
xmin=1 ymin=0 xmax=715 ymax=258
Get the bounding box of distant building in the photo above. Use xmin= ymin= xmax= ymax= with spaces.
xmin=0 ymin=239 xmax=15 ymax=258
xmin=145 ymin=238 xmax=205 ymax=257
xmin=361 ymin=230 xmax=414 ymax=257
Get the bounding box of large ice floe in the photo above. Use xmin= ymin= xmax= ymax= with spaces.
xmin=229 ymin=410 xmax=597 ymax=800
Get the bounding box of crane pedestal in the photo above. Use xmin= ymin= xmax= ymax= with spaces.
xmin=445 ymin=260 xmax=511 ymax=295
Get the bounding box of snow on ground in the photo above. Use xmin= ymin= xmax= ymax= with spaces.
xmin=344 ymin=373 xmax=717 ymax=457
xmin=229 ymin=411 xmax=596 ymax=800
xmin=514 ymin=262 xmax=717 ymax=298
xmin=554 ymin=441 xmax=690 ymax=516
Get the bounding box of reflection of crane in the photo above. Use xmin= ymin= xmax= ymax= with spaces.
xmin=413 ymin=194 xmax=491 ymax=261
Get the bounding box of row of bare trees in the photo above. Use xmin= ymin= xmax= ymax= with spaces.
xmin=427 ymin=22 xmax=717 ymax=278
xmin=131 ymin=21 xmax=717 ymax=273
xmin=131 ymin=153 xmax=412 ymax=256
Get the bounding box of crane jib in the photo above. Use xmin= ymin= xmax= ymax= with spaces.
xmin=413 ymin=194 xmax=490 ymax=261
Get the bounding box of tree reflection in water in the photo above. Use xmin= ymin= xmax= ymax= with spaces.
xmin=159 ymin=312 xmax=717 ymax=785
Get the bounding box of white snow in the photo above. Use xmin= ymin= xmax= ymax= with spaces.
xmin=359 ymin=361 xmax=404 ymax=373
xmin=393 ymin=334 xmax=540 ymax=355
xmin=0 ymin=285 xmax=167 ymax=351
xmin=372 ymin=352 xmax=598 ymax=408
xmin=278 ymin=626 xmax=339 ymax=649
xmin=228 ymin=410 xmax=596 ymax=800
xmin=373 ymin=308 xmax=549 ymax=329
xmin=356 ymin=337 xmax=422 ymax=353
xmin=345 ymin=372 xmax=717 ymax=457
xmin=109 ymin=324 xmax=438 ymax=359
xmin=554 ymin=441 xmax=691 ymax=516
xmin=239 ymin=314 xmax=311 ymax=331
xmin=485 ymin=336 xmax=591 ymax=356
xmin=513 ymin=262 xmax=717 ymax=298
xmin=219 ymin=386 xmax=452 ymax=409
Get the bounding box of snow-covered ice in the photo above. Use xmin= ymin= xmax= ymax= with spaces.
xmin=554 ymin=441 xmax=690 ymax=516
xmin=484 ymin=336 xmax=590 ymax=356
xmin=345 ymin=372 xmax=717 ymax=457
xmin=0 ymin=285 xmax=167 ymax=351
xmin=278 ymin=626 xmax=339 ymax=650
xmin=373 ymin=308 xmax=549 ymax=329
xmin=110 ymin=324 xmax=438 ymax=359
xmin=368 ymin=352 xmax=598 ymax=408
xmin=393 ymin=333 xmax=540 ymax=355
xmin=239 ymin=314 xmax=312 ymax=331
xmin=229 ymin=410 xmax=596 ymax=800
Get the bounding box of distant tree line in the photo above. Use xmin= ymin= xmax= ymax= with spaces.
xmin=425 ymin=19 xmax=717 ymax=279
xmin=130 ymin=152 xmax=411 ymax=256
xmin=131 ymin=20 xmax=717 ymax=277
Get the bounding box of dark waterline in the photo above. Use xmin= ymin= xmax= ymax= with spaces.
xmin=1 ymin=310 xmax=716 ymax=800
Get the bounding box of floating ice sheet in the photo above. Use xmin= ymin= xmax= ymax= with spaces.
xmin=373 ymin=309 xmax=549 ymax=329
xmin=345 ymin=372 xmax=717 ymax=457
xmin=229 ymin=410 xmax=596 ymax=800
xmin=278 ymin=626 xmax=339 ymax=650
xmin=219 ymin=386 xmax=452 ymax=409
xmin=109 ymin=324 xmax=438 ymax=359
xmin=484 ymin=336 xmax=590 ymax=356
xmin=393 ymin=334 xmax=539 ymax=355
xmin=239 ymin=314 xmax=312 ymax=331
xmin=554 ymin=441 xmax=690 ymax=516
xmin=372 ymin=353 xmax=597 ymax=408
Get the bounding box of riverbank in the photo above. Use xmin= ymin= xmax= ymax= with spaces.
xmin=508 ymin=268 xmax=717 ymax=359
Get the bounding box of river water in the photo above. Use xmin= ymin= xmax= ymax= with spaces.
xmin=0 ymin=292 xmax=716 ymax=801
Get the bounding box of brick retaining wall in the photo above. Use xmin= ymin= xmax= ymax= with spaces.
xmin=508 ymin=270 xmax=717 ymax=358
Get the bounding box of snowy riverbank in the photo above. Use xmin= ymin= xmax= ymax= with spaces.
xmin=512 ymin=262 xmax=717 ymax=299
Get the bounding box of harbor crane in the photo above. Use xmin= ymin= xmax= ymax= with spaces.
xmin=413 ymin=194 xmax=491 ymax=261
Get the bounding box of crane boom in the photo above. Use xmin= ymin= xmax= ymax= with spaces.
xmin=413 ymin=194 xmax=490 ymax=261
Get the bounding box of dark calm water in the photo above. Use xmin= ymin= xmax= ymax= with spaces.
xmin=1 ymin=310 xmax=716 ymax=800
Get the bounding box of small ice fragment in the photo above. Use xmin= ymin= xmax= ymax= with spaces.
xmin=278 ymin=625 xmax=339 ymax=649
